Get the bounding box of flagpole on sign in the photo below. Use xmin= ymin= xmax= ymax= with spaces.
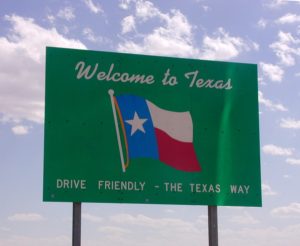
xmin=108 ymin=89 xmax=126 ymax=172
xmin=72 ymin=202 xmax=81 ymax=246
xmin=208 ymin=206 xmax=218 ymax=246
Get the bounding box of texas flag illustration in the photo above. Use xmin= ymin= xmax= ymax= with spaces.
xmin=109 ymin=90 xmax=201 ymax=173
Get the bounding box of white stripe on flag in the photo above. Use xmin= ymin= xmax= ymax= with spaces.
xmin=146 ymin=101 xmax=193 ymax=142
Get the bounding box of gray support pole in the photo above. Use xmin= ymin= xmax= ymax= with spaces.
xmin=72 ymin=202 xmax=81 ymax=246
xmin=208 ymin=206 xmax=218 ymax=246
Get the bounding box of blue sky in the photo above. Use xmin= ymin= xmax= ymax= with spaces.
xmin=0 ymin=0 xmax=300 ymax=245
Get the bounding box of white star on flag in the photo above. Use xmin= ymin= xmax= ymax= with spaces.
xmin=125 ymin=112 xmax=148 ymax=136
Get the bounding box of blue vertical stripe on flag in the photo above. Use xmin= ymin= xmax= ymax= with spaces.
xmin=115 ymin=95 xmax=159 ymax=160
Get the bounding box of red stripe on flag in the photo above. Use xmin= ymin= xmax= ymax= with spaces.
xmin=155 ymin=128 xmax=201 ymax=172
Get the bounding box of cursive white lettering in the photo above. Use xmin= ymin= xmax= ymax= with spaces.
xmin=185 ymin=70 xmax=232 ymax=90
xmin=75 ymin=61 xmax=155 ymax=85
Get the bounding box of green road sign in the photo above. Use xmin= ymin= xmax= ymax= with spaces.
xmin=44 ymin=47 xmax=261 ymax=206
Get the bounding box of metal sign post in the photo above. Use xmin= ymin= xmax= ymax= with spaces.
xmin=72 ymin=202 xmax=81 ymax=246
xmin=208 ymin=206 xmax=218 ymax=246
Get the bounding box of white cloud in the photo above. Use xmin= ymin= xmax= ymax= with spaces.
xmin=104 ymin=213 xmax=207 ymax=246
xmin=252 ymin=41 xmax=260 ymax=51
xmin=230 ymin=211 xmax=260 ymax=225
xmin=280 ymin=118 xmax=300 ymax=129
xmin=164 ymin=208 xmax=175 ymax=214
xmin=276 ymin=13 xmax=300 ymax=24
xmin=135 ymin=0 xmax=161 ymax=21
xmin=82 ymin=27 xmax=111 ymax=45
xmin=46 ymin=15 xmax=55 ymax=24
xmin=110 ymin=213 xmax=199 ymax=233
xmin=118 ymin=2 xmax=254 ymax=60
xmin=259 ymin=62 xmax=284 ymax=82
xmin=119 ymin=0 xmax=133 ymax=10
xmin=83 ymin=0 xmax=103 ymax=14
xmin=0 ymin=227 xmax=11 ymax=232
xmin=196 ymin=214 xmax=208 ymax=225
xmin=271 ymin=203 xmax=300 ymax=218
xmin=200 ymin=27 xmax=251 ymax=60
xmin=269 ymin=0 xmax=300 ymax=7
xmin=286 ymin=158 xmax=300 ymax=165
xmin=262 ymin=144 xmax=293 ymax=156
xmin=270 ymin=31 xmax=300 ymax=66
xmin=98 ymin=226 xmax=130 ymax=235
xmin=121 ymin=15 xmax=136 ymax=34
xmin=82 ymin=27 xmax=97 ymax=42
xmin=220 ymin=224 xmax=300 ymax=246
xmin=262 ymin=183 xmax=277 ymax=196
xmin=258 ymin=91 xmax=288 ymax=111
xmin=8 ymin=213 xmax=45 ymax=222
xmin=0 ymin=235 xmax=70 ymax=246
xmin=202 ymin=5 xmax=210 ymax=12
xmin=82 ymin=213 xmax=103 ymax=223
xmin=258 ymin=18 xmax=268 ymax=29
xmin=11 ymin=125 xmax=31 ymax=135
xmin=0 ymin=15 xmax=86 ymax=124
xmin=57 ymin=7 xmax=75 ymax=21
xmin=8 ymin=215 xmax=300 ymax=246
xmin=118 ymin=7 xmax=199 ymax=58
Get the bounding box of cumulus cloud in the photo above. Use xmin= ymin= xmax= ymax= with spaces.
xmin=0 ymin=15 xmax=86 ymax=124
xmin=8 ymin=213 xmax=45 ymax=222
xmin=110 ymin=213 xmax=199 ymax=233
xmin=82 ymin=27 xmax=97 ymax=42
xmin=0 ymin=227 xmax=10 ymax=232
xmin=230 ymin=212 xmax=260 ymax=225
xmin=268 ymin=0 xmax=300 ymax=7
xmin=199 ymin=27 xmax=251 ymax=61
xmin=121 ymin=15 xmax=136 ymax=34
xmin=0 ymin=235 xmax=70 ymax=246
xmin=98 ymin=226 xmax=130 ymax=235
xmin=280 ymin=118 xmax=300 ymax=129
xmin=57 ymin=7 xmax=75 ymax=21
xmin=258 ymin=18 xmax=268 ymax=29
xmin=46 ymin=14 xmax=56 ymax=24
xmin=83 ymin=0 xmax=103 ymax=14
xmin=262 ymin=183 xmax=277 ymax=196
xmin=135 ymin=0 xmax=161 ymax=21
xmin=262 ymin=144 xmax=293 ymax=156
xmin=119 ymin=0 xmax=133 ymax=10
xmin=258 ymin=91 xmax=288 ymax=111
xmin=11 ymin=125 xmax=31 ymax=135
xmin=259 ymin=62 xmax=284 ymax=82
xmin=118 ymin=6 xmax=199 ymax=58
xmin=118 ymin=1 xmax=254 ymax=61
xmin=105 ymin=213 xmax=206 ymax=246
xmin=82 ymin=27 xmax=111 ymax=45
xmin=98 ymin=211 xmax=300 ymax=246
xmin=286 ymin=158 xmax=300 ymax=165
xmin=220 ymin=224 xmax=300 ymax=246
xmin=271 ymin=203 xmax=300 ymax=218
xmin=276 ymin=13 xmax=300 ymax=24
xmin=82 ymin=213 xmax=103 ymax=223
xmin=270 ymin=31 xmax=300 ymax=66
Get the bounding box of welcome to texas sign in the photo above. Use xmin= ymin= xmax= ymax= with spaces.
xmin=43 ymin=47 xmax=262 ymax=207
